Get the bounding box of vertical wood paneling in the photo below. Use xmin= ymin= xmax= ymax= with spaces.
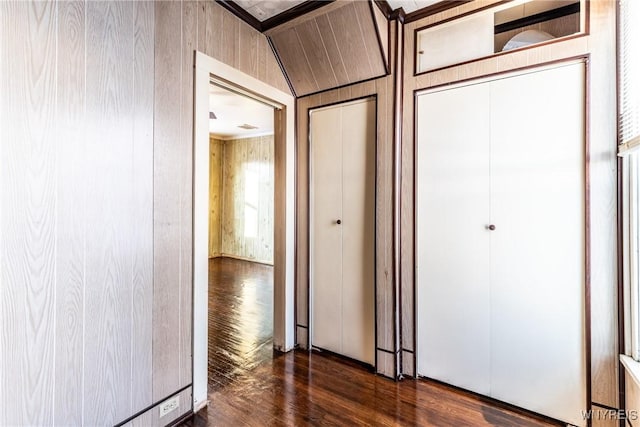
xmin=587 ymin=0 xmax=618 ymax=408
xmin=257 ymin=33 xmax=268 ymax=83
xmin=131 ymin=0 xmax=155 ymax=413
xmin=200 ymin=0 xmax=221 ymax=60
xmin=373 ymin=3 xmax=389 ymax=67
xmin=84 ymin=1 xmax=134 ymax=424
xmin=1 ymin=2 xmax=57 ymax=424
xmin=295 ymin=28 xmax=397 ymax=375
xmin=54 ymin=2 xmax=86 ymax=425
xmin=625 ymin=373 xmax=640 ymax=425
xmin=209 ymin=137 xmax=223 ymax=257
xmin=1 ymin=1 xmax=287 ymax=425
xmin=197 ymin=2 xmax=290 ymax=94
xmin=153 ymin=0 xmax=182 ymax=401
xmin=179 ymin=0 xmax=197 ymax=390
xmin=221 ymin=7 xmax=239 ymax=69
xmin=591 ymin=415 xmax=620 ymax=427
xmin=375 ymin=76 xmax=394 ymax=354
xmin=273 ymin=107 xmax=287 ymax=349
xmin=238 ymin=20 xmax=258 ymax=76
xmin=296 ymin=97 xmax=311 ymax=339
xmin=220 ymin=136 xmax=275 ymax=264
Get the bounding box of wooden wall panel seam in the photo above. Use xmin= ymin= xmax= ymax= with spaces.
xmin=2 ymin=1 xmax=291 ymax=424
xmin=131 ymin=0 xmax=155 ymax=416
xmin=153 ymin=0 xmax=182 ymax=402
xmin=54 ymin=1 xmax=86 ymax=424
xmin=352 ymin=3 xmax=376 ymax=76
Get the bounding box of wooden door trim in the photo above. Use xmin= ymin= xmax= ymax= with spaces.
xmin=308 ymin=95 xmax=378 ymax=369
xmin=193 ymin=51 xmax=296 ymax=411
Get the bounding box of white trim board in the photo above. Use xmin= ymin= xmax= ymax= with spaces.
xmin=193 ymin=51 xmax=296 ymax=411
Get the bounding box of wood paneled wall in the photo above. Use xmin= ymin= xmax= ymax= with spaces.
xmin=0 ymin=1 xmax=288 ymax=425
xmin=209 ymin=137 xmax=223 ymax=258
xmin=296 ymin=20 xmax=400 ymax=379
xmin=213 ymin=135 xmax=274 ymax=264
xmin=401 ymin=0 xmax=618 ymax=412
xmin=267 ymin=1 xmax=388 ymax=97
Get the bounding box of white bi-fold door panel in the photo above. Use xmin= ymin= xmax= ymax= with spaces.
xmin=416 ymin=82 xmax=492 ymax=395
xmin=310 ymin=98 xmax=375 ymax=366
xmin=416 ymin=61 xmax=586 ymax=426
xmin=488 ymin=63 xmax=586 ymax=425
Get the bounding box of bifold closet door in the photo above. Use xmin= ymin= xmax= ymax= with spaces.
xmin=310 ymin=98 xmax=375 ymax=366
xmin=416 ymin=61 xmax=586 ymax=426
xmin=489 ymin=62 xmax=586 ymax=426
xmin=416 ymin=83 xmax=492 ymax=394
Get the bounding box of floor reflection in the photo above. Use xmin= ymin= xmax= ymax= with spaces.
xmin=181 ymin=257 xmax=560 ymax=427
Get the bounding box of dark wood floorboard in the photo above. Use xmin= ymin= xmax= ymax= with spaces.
xmin=206 ymin=257 xmax=274 ymax=391
xmin=180 ymin=258 xmax=561 ymax=427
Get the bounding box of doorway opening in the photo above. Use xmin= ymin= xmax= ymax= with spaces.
xmin=193 ymin=52 xmax=295 ymax=411
xmin=207 ymin=83 xmax=275 ymax=389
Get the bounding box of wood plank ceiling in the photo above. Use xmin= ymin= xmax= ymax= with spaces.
xmin=266 ymin=1 xmax=389 ymax=97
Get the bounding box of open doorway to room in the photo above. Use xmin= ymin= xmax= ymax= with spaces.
xmin=193 ymin=52 xmax=295 ymax=412
xmin=207 ymin=83 xmax=275 ymax=390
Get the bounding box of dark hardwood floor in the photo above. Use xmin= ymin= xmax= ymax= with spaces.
xmin=180 ymin=257 xmax=560 ymax=427
xmin=206 ymin=257 xmax=274 ymax=390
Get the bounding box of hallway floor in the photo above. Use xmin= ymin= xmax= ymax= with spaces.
xmin=181 ymin=257 xmax=560 ymax=427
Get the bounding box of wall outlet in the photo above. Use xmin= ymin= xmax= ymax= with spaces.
xmin=159 ymin=395 xmax=180 ymax=418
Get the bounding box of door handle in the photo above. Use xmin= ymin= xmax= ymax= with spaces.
xmin=486 ymin=224 xmax=496 ymax=231
xmin=336 ymin=219 xmax=342 ymax=225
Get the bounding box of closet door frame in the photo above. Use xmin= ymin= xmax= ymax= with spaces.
xmin=412 ymin=56 xmax=592 ymax=416
xmin=308 ymin=95 xmax=378 ymax=368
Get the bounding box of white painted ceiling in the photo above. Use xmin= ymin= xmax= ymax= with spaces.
xmin=234 ymin=0 xmax=306 ymax=21
xmin=209 ymin=85 xmax=274 ymax=140
xmin=386 ymin=0 xmax=442 ymax=14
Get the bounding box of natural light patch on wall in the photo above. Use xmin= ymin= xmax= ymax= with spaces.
xmin=209 ymin=134 xmax=274 ymax=264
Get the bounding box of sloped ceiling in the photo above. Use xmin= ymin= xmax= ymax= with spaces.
xmin=267 ymin=1 xmax=388 ymax=97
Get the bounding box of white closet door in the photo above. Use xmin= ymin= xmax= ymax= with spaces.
xmin=416 ymin=83 xmax=492 ymax=394
xmin=310 ymin=105 xmax=344 ymax=354
xmin=310 ymin=98 xmax=375 ymax=365
xmin=341 ymin=99 xmax=376 ymax=365
xmin=489 ymin=62 xmax=586 ymax=426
